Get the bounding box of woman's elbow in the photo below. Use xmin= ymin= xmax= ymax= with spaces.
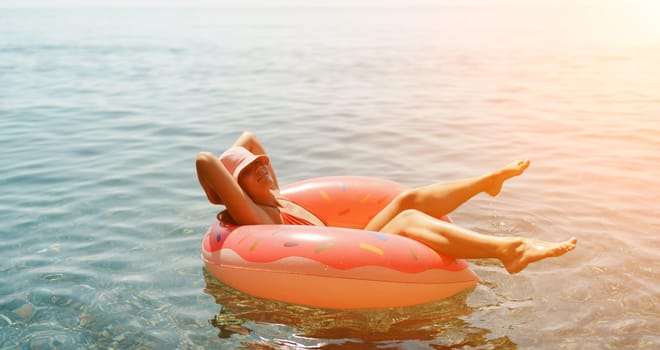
xmin=241 ymin=131 xmax=256 ymax=139
xmin=196 ymin=152 xmax=216 ymax=169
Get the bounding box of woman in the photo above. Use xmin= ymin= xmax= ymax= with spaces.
xmin=196 ymin=132 xmax=577 ymax=274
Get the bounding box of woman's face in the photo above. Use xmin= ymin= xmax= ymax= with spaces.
xmin=238 ymin=158 xmax=273 ymax=198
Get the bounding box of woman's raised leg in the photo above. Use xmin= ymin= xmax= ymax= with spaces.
xmin=365 ymin=160 xmax=530 ymax=232
xmin=380 ymin=209 xmax=577 ymax=274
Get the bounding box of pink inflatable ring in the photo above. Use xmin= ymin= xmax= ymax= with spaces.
xmin=202 ymin=176 xmax=479 ymax=309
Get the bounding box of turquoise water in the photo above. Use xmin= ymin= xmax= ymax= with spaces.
xmin=1 ymin=1 xmax=659 ymax=349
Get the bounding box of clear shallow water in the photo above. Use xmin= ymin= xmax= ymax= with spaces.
xmin=1 ymin=1 xmax=659 ymax=349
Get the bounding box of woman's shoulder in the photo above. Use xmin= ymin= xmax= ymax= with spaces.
xmin=219 ymin=204 xmax=283 ymax=226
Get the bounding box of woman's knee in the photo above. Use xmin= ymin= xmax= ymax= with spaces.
xmin=392 ymin=209 xmax=425 ymax=227
xmin=392 ymin=189 xmax=419 ymax=210
xmin=379 ymin=209 xmax=429 ymax=237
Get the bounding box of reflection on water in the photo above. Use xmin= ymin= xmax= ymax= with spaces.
xmin=203 ymin=269 xmax=518 ymax=349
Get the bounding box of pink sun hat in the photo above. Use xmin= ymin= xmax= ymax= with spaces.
xmin=219 ymin=146 xmax=269 ymax=181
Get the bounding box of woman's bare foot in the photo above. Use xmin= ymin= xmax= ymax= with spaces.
xmin=485 ymin=159 xmax=531 ymax=196
xmin=502 ymin=237 xmax=577 ymax=274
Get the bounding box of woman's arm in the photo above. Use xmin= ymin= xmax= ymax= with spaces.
xmin=232 ymin=132 xmax=280 ymax=190
xmin=195 ymin=151 xmax=281 ymax=225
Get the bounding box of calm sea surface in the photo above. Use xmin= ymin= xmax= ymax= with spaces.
xmin=1 ymin=1 xmax=659 ymax=349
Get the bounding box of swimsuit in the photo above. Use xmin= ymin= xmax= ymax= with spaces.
xmin=280 ymin=211 xmax=317 ymax=226
xmin=277 ymin=196 xmax=327 ymax=226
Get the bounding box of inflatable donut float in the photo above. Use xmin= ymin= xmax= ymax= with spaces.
xmin=202 ymin=176 xmax=479 ymax=309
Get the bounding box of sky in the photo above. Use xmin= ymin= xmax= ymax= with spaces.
xmin=0 ymin=0 xmax=411 ymax=8
xmin=0 ymin=0 xmax=597 ymax=9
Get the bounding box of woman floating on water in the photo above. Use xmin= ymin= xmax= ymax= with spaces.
xmin=196 ymin=132 xmax=576 ymax=274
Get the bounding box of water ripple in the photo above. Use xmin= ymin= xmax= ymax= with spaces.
xmin=1 ymin=3 xmax=659 ymax=349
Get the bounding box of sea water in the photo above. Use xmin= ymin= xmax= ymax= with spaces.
xmin=1 ymin=1 xmax=658 ymax=348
